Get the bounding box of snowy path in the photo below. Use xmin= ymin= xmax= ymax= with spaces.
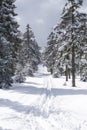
xmin=0 ymin=65 xmax=87 ymax=130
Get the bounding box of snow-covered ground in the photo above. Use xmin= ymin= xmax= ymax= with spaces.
xmin=0 ymin=64 xmax=87 ymax=130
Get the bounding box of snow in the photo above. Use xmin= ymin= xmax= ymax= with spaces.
xmin=0 ymin=64 xmax=87 ymax=130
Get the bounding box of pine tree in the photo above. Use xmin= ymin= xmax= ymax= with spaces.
xmin=23 ymin=24 xmax=40 ymax=76
xmin=0 ymin=0 xmax=20 ymax=88
xmin=15 ymin=24 xmax=41 ymax=82
xmin=54 ymin=24 xmax=71 ymax=80
xmin=77 ymin=13 xmax=87 ymax=81
xmin=44 ymin=32 xmax=57 ymax=75
xmin=59 ymin=0 xmax=83 ymax=86
xmin=44 ymin=0 xmax=87 ymax=84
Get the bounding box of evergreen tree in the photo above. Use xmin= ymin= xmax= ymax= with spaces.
xmin=0 ymin=0 xmax=20 ymax=88
xmin=44 ymin=32 xmax=57 ymax=75
xmin=15 ymin=24 xmax=41 ymax=82
xmin=77 ymin=13 xmax=87 ymax=81
xmin=44 ymin=0 xmax=87 ymax=85
xmin=55 ymin=0 xmax=87 ymax=83
xmin=59 ymin=0 xmax=83 ymax=86
xmin=23 ymin=24 xmax=41 ymax=75
xmin=54 ymin=25 xmax=71 ymax=80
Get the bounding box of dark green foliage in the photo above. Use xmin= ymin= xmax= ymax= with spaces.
xmin=44 ymin=0 xmax=87 ymax=84
xmin=44 ymin=32 xmax=58 ymax=77
xmin=56 ymin=0 xmax=85 ymax=86
xmin=0 ymin=0 xmax=20 ymax=88
xmin=15 ymin=24 xmax=41 ymax=82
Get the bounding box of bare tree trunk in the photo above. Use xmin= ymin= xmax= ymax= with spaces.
xmin=68 ymin=69 xmax=71 ymax=79
xmin=71 ymin=3 xmax=76 ymax=87
xmin=65 ymin=65 xmax=68 ymax=81
xmin=72 ymin=43 xmax=76 ymax=87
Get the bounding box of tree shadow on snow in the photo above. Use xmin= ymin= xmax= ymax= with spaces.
xmin=24 ymin=81 xmax=43 ymax=86
xmin=0 ymin=98 xmax=49 ymax=118
xmin=11 ymin=84 xmax=87 ymax=96
xmin=0 ymin=127 xmax=11 ymax=130
xmin=34 ymin=72 xmax=50 ymax=78
xmin=11 ymin=85 xmax=46 ymax=95
xmin=51 ymin=88 xmax=87 ymax=96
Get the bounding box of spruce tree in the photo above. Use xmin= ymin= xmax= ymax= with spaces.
xmin=77 ymin=13 xmax=87 ymax=81
xmin=59 ymin=0 xmax=83 ymax=86
xmin=23 ymin=24 xmax=40 ymax=76
xmin=44 ymin=32 xmax=57 ymax=75
xmin=15 ymin=24 xmax=41 ymax=82
xmin=0 ymin=0 xmax=20 ymax=88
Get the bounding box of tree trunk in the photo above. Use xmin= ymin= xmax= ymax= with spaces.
xmin=50 ymin=68 xmax=53 ymax=74
xmin=68 ymin=69 xmax=71 ymax=79
xmin=72 ymin=44 xmax=76 ymax=87
xmin=65 ymin=65 xmax=68 ymax=81
xmin=71 ymin=5 xmax=76 ymax=87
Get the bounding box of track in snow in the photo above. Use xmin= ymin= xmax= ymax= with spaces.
xmin=33 ymin=65 xmax=54 ymax=118
xmin=0 ymin=65 xmax=87 ymax=130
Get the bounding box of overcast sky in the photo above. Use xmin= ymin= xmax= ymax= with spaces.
xmin=15 ymin=0 xmax=87 ymax=47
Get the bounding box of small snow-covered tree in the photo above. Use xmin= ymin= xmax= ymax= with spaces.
xmin=44 ymin=32 xmax=57 ymax=75
xmin=54 ymin=24 xmax=71 ymax=80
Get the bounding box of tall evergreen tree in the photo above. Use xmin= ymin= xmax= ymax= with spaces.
xmin=54 ymin=24 xmax=71 ymax=80
xmin=77 ymin=13 xmax=87 ymax=81
xmin=59 ymin=0 xmax=83 ymax=86
xmin=23 ymin=24 xmax=41 ymax=75
xmin=44 ymin=0 xmax=87 ymax=85
xmin=0 ymin=0 xmax=20 ymax=88
xmin=15 ymin=24 xmax=41 ymax=82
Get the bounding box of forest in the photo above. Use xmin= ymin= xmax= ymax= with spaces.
xmin=0 ymin=0 xmax=87 ymax=130
xmin=0 ymin=0 xmax=87 ymax=88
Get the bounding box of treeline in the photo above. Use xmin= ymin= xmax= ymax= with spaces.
xmin=44 ymin=0 xmax=87 ymax=86
xmin=0 ymin=0 xmax=41 ymax=88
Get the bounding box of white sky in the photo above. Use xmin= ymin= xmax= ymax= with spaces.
xmin=15 ymin=0 xmax=87 ymax=47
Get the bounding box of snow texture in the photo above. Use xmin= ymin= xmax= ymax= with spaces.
xmin=0 ymin=64 xmax=87 ymax=130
